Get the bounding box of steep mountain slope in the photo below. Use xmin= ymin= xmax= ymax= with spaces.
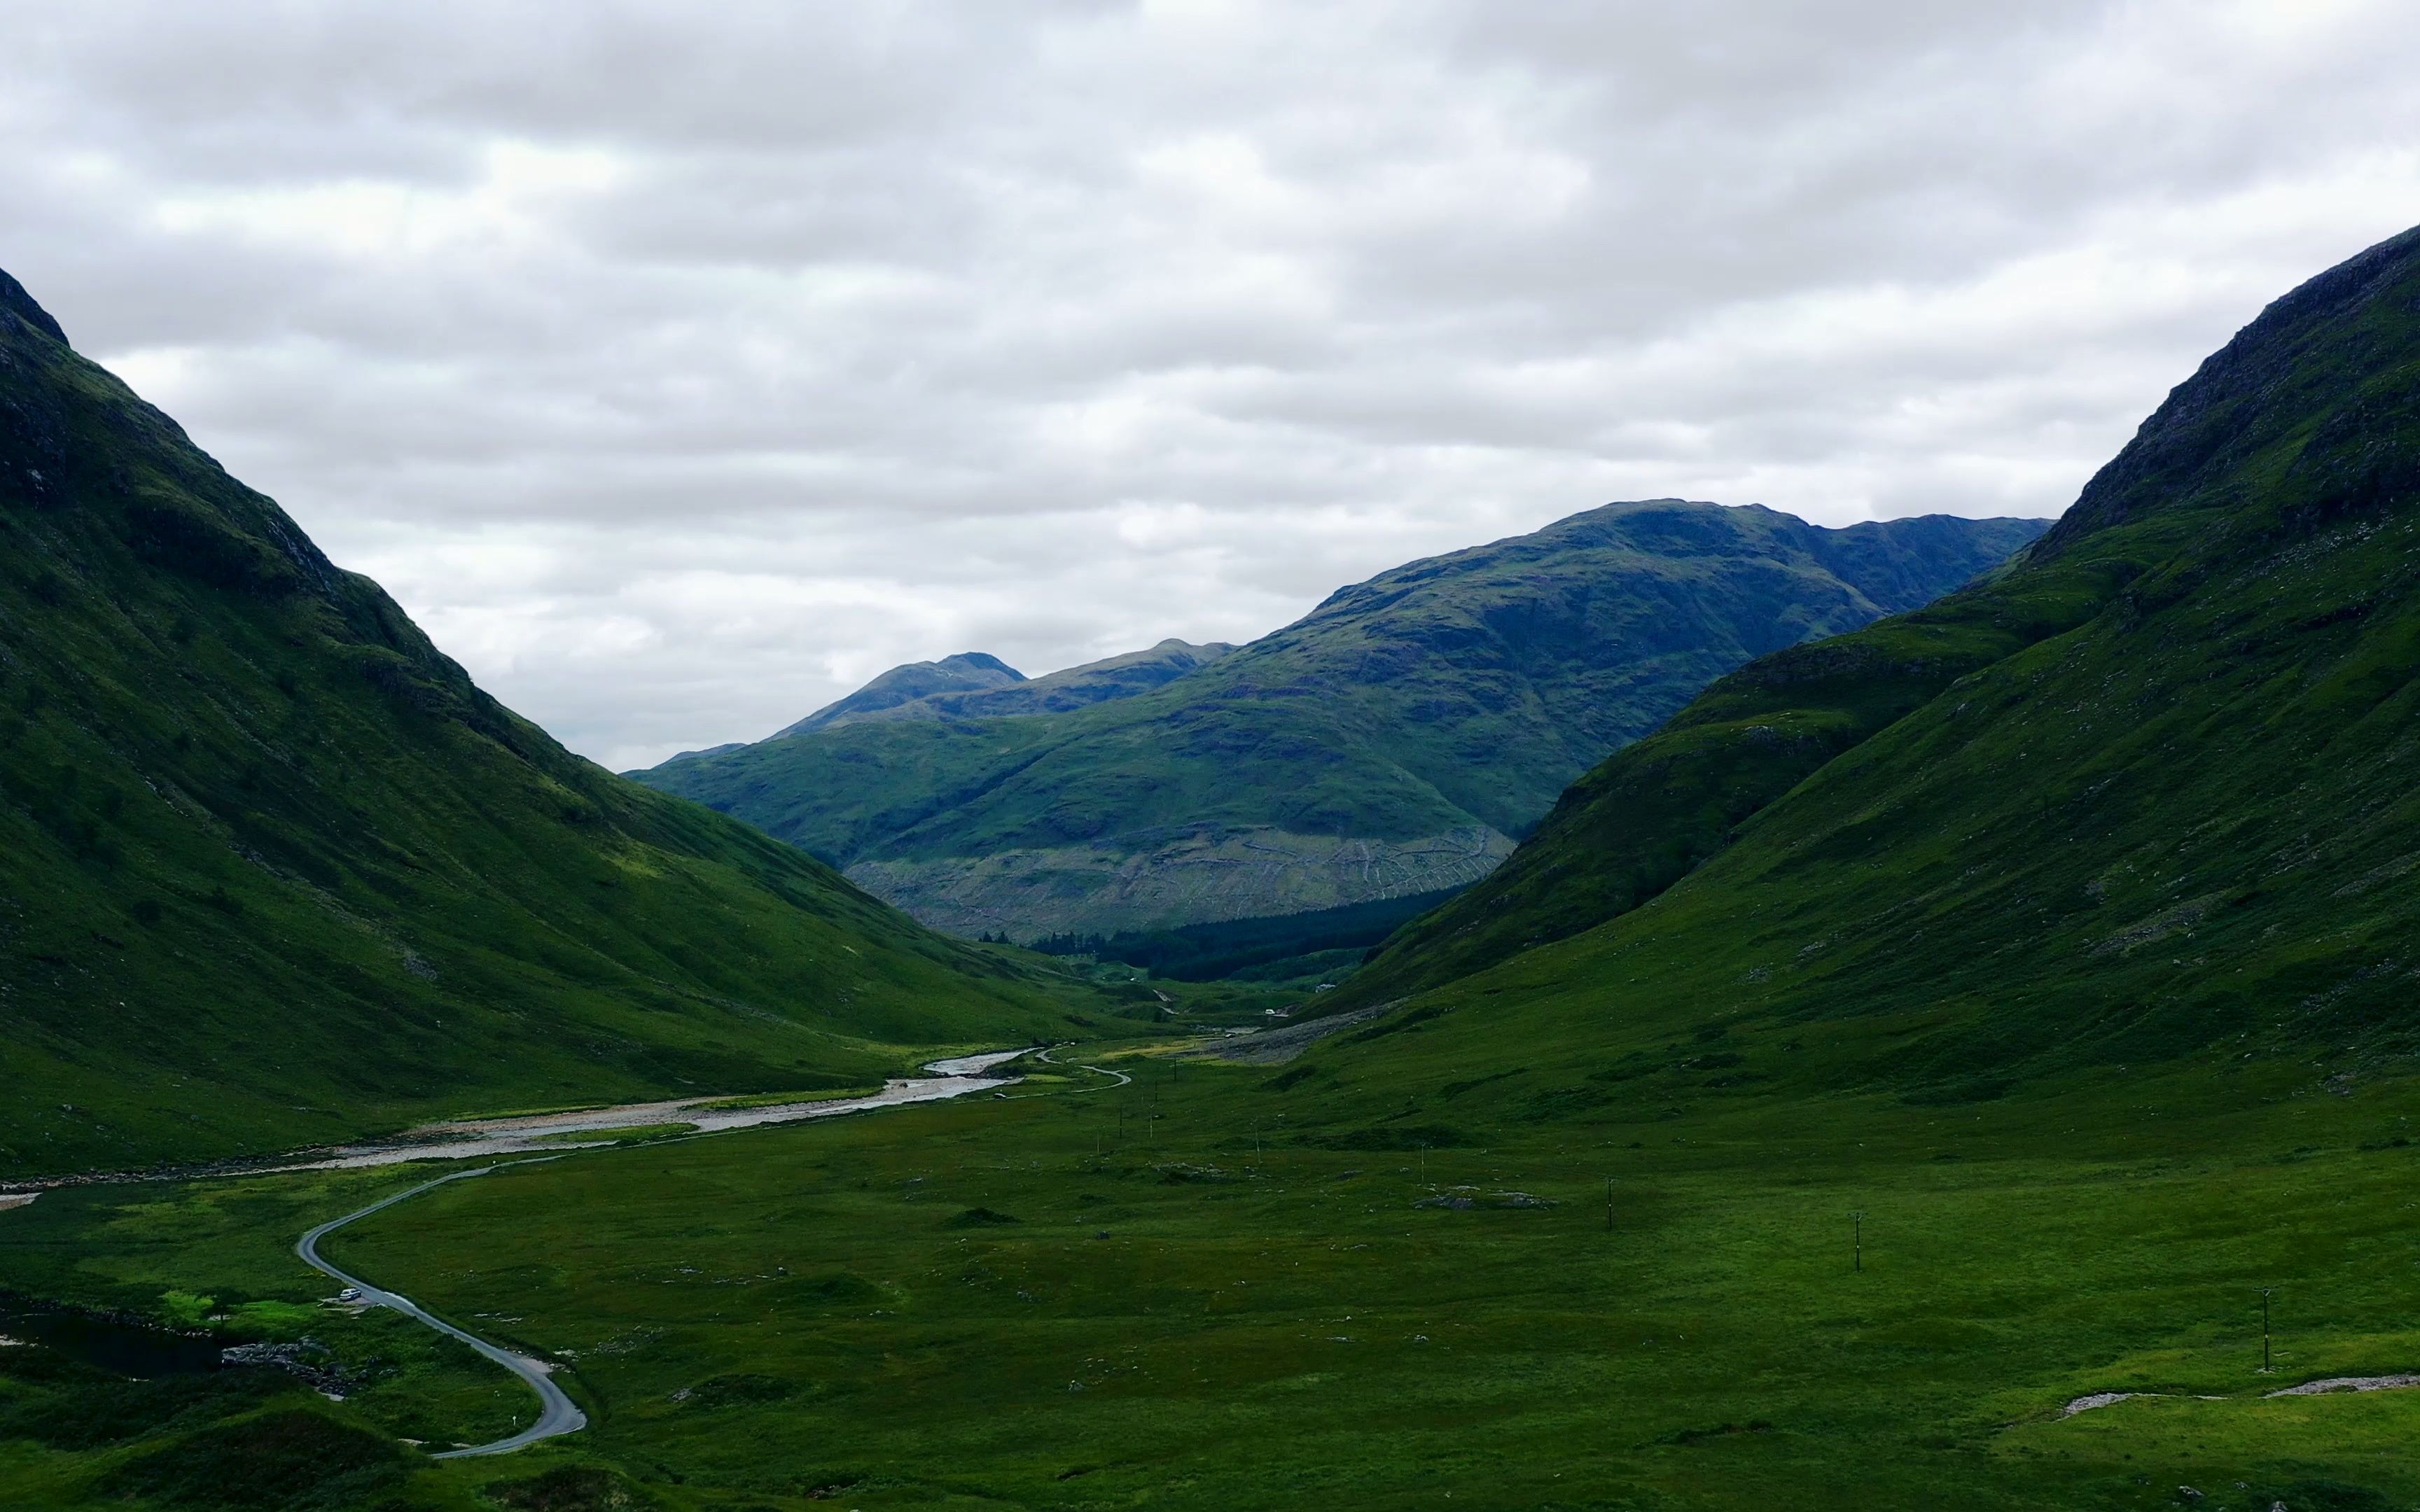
xmin=639 ymin=503 xmax=2046 ymax=941
xmin=1337 ymin=548 xmax=2127 ymax=1004
xmin=1312 ymin=225 xmax=2420 ymax=1112
xmin=0 ymin=270 xmax=1097 ymax=1180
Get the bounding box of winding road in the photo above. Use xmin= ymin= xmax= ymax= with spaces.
xmin=288 ymin=1047 xmax=1038 ymax=1458
xmin=297 ymin=1161 xmax=586 ymax=1459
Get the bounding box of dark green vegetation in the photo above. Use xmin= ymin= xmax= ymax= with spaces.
xmin=1027 ymin=884 xmax=1468 ymax=983
xmin=638 ymin=505 xmax=2044 ymax=943
xmin=0 ymin=1163 xmax=559 ymax=1509
xmin=0 ymin=270 xmax=1118 ymax=1179
xmin=8 ymin=1050 xmax=2420 ymax=1510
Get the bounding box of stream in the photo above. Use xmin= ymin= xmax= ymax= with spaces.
xmin=282 ymin=1047 xmax=1034 ymax=1456
xmin=279 ymin=1047 xmax=1034 ymax=1172
xmin=0 ymin=1049 xmax=1037 ymax=1459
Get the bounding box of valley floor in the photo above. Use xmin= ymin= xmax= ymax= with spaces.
xmin=6 ymin=1044 xmax=2420 ymax=1511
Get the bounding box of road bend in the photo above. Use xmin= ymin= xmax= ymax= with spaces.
xmin=295 ymin=1161 xmax=585 ymax=1459
xmin=292 ymin=1046 xmax=1042 ymax=1457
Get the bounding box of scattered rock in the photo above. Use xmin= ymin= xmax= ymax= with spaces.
xmin=1414 ymin=1186 xmax=1555 ymax=1211
xmin=220 ymin=1338 xmax=357 ymax=1395
xmin=2064 ymin=1391 xmax=2162 ymax=1416
xmin=2265 ymin=1372 xmax=2420 ymax=1396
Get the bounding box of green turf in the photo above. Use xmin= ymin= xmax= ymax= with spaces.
xmin=8 ymin=1049 xmax=2420 ymax=1509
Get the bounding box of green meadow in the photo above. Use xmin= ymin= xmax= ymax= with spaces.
xmin=8 ymin=1041 xmax=2420 ymax=1511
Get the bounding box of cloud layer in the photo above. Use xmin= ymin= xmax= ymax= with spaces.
xmin=6 ymin=1 xmax=2418 ymax=768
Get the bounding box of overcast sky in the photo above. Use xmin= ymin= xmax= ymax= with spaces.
xmin=6 ymin=2 xmax=2418 ymax=769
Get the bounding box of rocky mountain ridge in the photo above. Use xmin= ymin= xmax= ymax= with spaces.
xmin=640 ymin=501 xmax=2050 ymax=942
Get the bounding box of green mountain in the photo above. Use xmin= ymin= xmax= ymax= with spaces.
xmin=767 ymin=640 xmax=1237 ymax=738
xmin=0 ymin=269 xmax=1104 ymax=1180
xmin=1325 ymin=222 xmax=2420 ymax=1100
xmin=636 ymin=503 xmax=2047 ymax=944
xmin=774 ymin=650 xmax=1027 ymax=734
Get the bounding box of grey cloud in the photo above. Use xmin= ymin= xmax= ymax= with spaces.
xmin=5 ymin=1 xmax=2418 ymax=769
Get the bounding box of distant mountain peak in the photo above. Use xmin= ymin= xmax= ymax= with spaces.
xmin=937 ymin=650 xmax=1025 ymax=679
xmin=777 ymin=650 xmax=1029 ymax=736
xmin=770 ymin=640 xmax=1237 ymax=738
xmin=644 ymin=504 xmax=2047 ymax=942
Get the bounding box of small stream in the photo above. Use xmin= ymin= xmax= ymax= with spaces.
xmin=0 ymin=1297 xmax=221 ymax=1378
xmin=275 ymin=1048 xmax=1035 ymax=1172
xmin=0 ymin=1049 xmax=1038 ymax=1413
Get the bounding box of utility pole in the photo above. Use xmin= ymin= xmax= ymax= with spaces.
xmin=1418 ymin=1142 xmax=1426 ymax=1184
xmin=1605 ymin=1175 xmax=1613 ymax=1232
xmin=2260 ymin=1287 xmax=2275 ymax=1373
xmin=1852 ymin=1211 xmax=1865 ymax=1273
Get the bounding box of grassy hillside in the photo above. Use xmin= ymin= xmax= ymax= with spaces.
xmin=0 ymin=270 xmax=1106 ymax=1180
xmin=639 ymin=503 xmax=2045 ymax=941
xmin=1331 ymin=223 xmax=2420 ymax=1093
xmin=1337 ymin=538 xmax=2144 ymax=1004
xmin=1345 ymin=223 xmax=2420 ymax=1021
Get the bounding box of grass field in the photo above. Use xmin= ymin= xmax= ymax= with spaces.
xmin=8 ymin=1041 xmax=2420 ymax=1511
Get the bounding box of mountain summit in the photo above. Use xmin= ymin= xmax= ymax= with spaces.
xmin=639 ymin=501 xmax=2047 ymax=945
xmin=774 ymin=640 xmax=1236 ymax=738
xmin=779 ymin=651 xmax=1029 ymax=735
